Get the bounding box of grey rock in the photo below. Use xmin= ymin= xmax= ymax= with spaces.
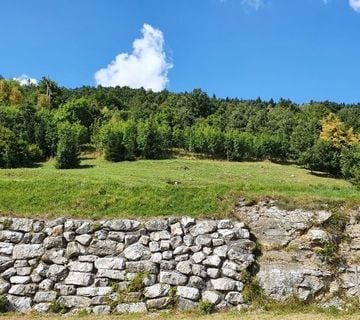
xmin=33 ymin=263 xmax=49 ymax=277
xmin=176 ymin=261 xmax=193 ymax=275
xmin=0 ymin=256 xmax=13 ymax=271
xmin=146 ymin=297 xmax=168 ymax=310
xmin=181 ymin=217 xmax=196 ymax=228
xmin=176 ymin=286 xmax=200 ymax=301
xmin=124 ymin=243 xmax=151 ymax=261
xmin=225 ymin=292 xmax=243 ymax=305
xmin=195 ymin=235 xmax=212 ymax=246
xmin=207 ymin=268 xmax=221 ymax=278
xmin=63 ymin=231 xmax=76 ymax=242
xmin=78 ymin=255 xmax=98 ymax=262
xmin=218 ymin=220 xmax=234 ymax=229
xmin=144 ymin=283 xmax=170 ymax=298
xmin=173 ymin=245 xmax=190 ymax=255
xmin=42 ymin=249 xmax=68 ymax=265
xmin=58 ymin=296 xmax=92 ymax=308
xmin=76 ymin=286 xmax=112 ymax=297
xmin=145 ymin=220 xmax=168 ymax=231
xmin=183 ymin=235 xmax=193 ymax=246
xmin=1 ymin=267 xmax=16 ymax=279
xmin=159 ymin=271 xmax=188 ymax=285
xmin=68 ymin=261 xmax=93 ymax=273
xmin=12 ymin=244 xmax=44 ymax=259
xmin=39 ymin=279 xmax=54 ymax=291
xmin=0 ymin=242 xmax=13 ymax=255
xmin=95 ymin=230 xmax=108 ymax=240
xmin=175 ymin=254 xmax=189 ymax=262
xmin=95 ymin=257 xmax=125 ymax=270
xmin=160 ymin=240 xmax=171 ymax=250
xmin=177 ymin=298 xmax=198 ymax=310
xmin=34 ymin=291 xmax=57 ymax=303
xmin=43 ymin=236 xmax=64 ymax=249
xmin=108 ymin=231 xmax=125 ymax=241
xmin=139 ymin=235 xmax=149 ymax=245
xmin=10 ymin=276 xmax=31 ymax=284
xmin=126 ymin=261 xmax=158 ymax=274
xmin=96 ymin=269 xmax=125 ymax=280
xmin=125 ymin=234 xmax=140 ymax=246
xmin=211 ymin=278 xmax=241 ymax=291
xmin=202 ymin=290 xmax=222 ymax=304
xmin=88 ymin=239 xmax=117 ymax=256
xmin=162 ymin=251 xmax=173 ymax=260
xmin=33 ymin=303 xmax=51 ymax=313
xmin=66 ymin=241 xmax=87 ymax=258
xmin=14 ymin=260 xmax=28 ymax=268
xmin=103 ymin=219 xmax=141 ymax=231
xmin=203 ymin=255 xmax=222 ymax=267
xmin=75 ymin=234 xmax=92 ymax=246
xmin=212 ymin=238 xmax=225 ymax=247
xmin=192 ymin=264 xmax=207 ymax=278
xmin=32 ymin=220 xmax=45 ymax=232
xmin=75 ymin=221 xmax=92 ymax=234
xmin=46 ymin=264 xmax=68 ymax=282
xmin=0 ymin=230 xmax=23 ymax=243
xmin=16 ymin=267 xmax=32 ymax=276
xmin=55 ymin=284 xmax=76 ymax=296
xmin=188 ymin=276 xmax=205 ymax=289
xmin=189 ymin=221 xmax=217 ymax=236
xmin=9 ymin=283 xmax=36 ymax=296
xmin=170 ymin=222 xmax=183 ymax=236
xmin=214 ymin=245 xmax=228 ymax=258
xmin=31 ymin=233 xmax=46 ymax=244
xmin=65 ymin=271 xmax=93 ymax=286
xmin=93 ymin=305 xmax=111 ymax=314
xmin=115 ymin=302 xmax=147 ymax=313
xmin=149 ymin=241 xmax=160 ymax=252
xmin=0 ymin=278 xmax=10 ymax=293
xmin=11 ymin=218 xmax=33 ymax=232
xmin=7 ymin=295 xmax=32 ymax=312
xmin=150 ymin=252 xmax=162 ymax=263
xmin=160 ymin=260 xmax=176 ymax=270
xmin=203 ymin=247 xmax=212 ymax=255
xmin=192 ymin=252 xmax=206 ymax=264
xmin=150 ymin=230 xmax=171 ymax=241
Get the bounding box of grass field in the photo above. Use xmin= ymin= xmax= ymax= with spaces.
xmin=0 ymin=156 xmax=358 ymax=219
xmin=0 ymin=311 xmax=359 ymax=320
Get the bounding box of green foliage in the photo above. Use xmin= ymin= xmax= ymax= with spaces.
xmin=316 ymin=240 xmax=339 ymax=264
xmin=49 ymin=300 xmax=68 ymax=314
xmin=0 ymin=294 xmax=8 ymax=313
xmin=2 ymin=219 xmax=12 ymax=229
xmin=198 ymin=301 xmax=215 ymax=315
xmin=340 ymin=145 xmax=360 ymax=185
xmin=55 ymin=122 xmax=83 ymax=169
xmin=242 ymin=276 xmax=265 ymax=305
xmin=128 ymin=272 xmax=149 ymax=292
xmin=0 ymin=125 xmax=28 ymax=168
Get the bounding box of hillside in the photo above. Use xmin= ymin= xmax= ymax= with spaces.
xmin=0 ymin=156 xmax=358 ymax=219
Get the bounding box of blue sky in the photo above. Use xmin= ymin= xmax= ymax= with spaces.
xmin=1 ymin=0 xmax=360 ymax=103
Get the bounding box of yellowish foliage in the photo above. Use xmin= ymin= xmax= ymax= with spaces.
xmin=9 ymin=87 xmax=22 ymax=105
xmin=37 ymin=94 xmax=50 ymax=109
xmin=320 ymin=113 xmax=359 ymax=147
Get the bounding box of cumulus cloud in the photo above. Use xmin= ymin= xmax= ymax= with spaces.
xmin=95 ymin=24 xmax=172 ymax=92
xmin=242 ymin=0 xmax=265 ymax=10
xmin=13 ymin=74 xmax=37 ymax=86
xmin=349 ymin=0 xmax=360 ymax=12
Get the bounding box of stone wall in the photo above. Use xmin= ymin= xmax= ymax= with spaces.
xmin=0 ymin=216 xmax=255 ymax=313
xmin=1 ymin=200 xmax=360 ymax=314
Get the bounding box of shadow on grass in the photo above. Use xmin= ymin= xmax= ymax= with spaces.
xmin=77 ymin=164 xmax=96 ymax=169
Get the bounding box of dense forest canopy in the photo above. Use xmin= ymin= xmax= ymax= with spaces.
xmin=0 ymin=77 xmax=359 ymax=184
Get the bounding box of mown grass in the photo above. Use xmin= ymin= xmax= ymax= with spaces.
xmin=0 ymin=157 xmax=358 ymax=219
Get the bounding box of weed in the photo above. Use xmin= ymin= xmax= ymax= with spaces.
xmin=128 ymin=272 xmax=149 ymax=292
xmin=198 ymin=301 xmax=215 ymax=315
xmin=49 ymin=300 xmax=68 ymax=314
xmin=0 ymin=295 xmax=8 ymax=313
xmin=91 ymin=222 xmax=102 ymax=233
xmin=2 ymin=219 xmax=11 ymax=230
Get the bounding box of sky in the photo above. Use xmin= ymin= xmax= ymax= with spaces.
xmin=1 ymin=0 xmax=360 ymax=103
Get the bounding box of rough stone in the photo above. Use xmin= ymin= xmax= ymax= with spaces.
xmin=176 ymin=261 xmax=193 ymax=275
xmin=159 ymin=271 xmax=188 ymax=285
xmin=58 ymin=296 xmax=92 ymax=308
xmin=124 ymin=243 xmax=151 ymax=261
xmin=75 ymin=234 xmax=92 ymax=246
xmin=7 ymin=295 xmax=32 ymax=312
xmin=102 ymin=220 xmax=141 ymax=231
xmin=211 ymin=278 xmax=241 ymax=291
xmin=202 ymin=290 xmax=222 ymax=304
xmin=115 ymin=302 xmax=147 ymax=313
xmin=145 ymin=220 xmax=168 ymax=231
xmin=189 ymin=221 xmax=217 ymax=236
xmin=68 ymin=261 xmax=93 ymax=273
xmin=0 ymin=230 xmax=23 ymax=243
xmin=88 ymin=239 xmax=117 ymax=256
xmin=144 ymin=283 xmax=170 ymax=298
xmin=65 ymin=272 xmax=93 ymax=286
xmin=95 ymin=257 xmax=125 ymax=270
xmin=176 ymin=286 xmax=200 ymax=301
xmin=34 ymin=291 xmax=57 ymax=303
xmin=12 ymin=244 xmax=44 ymax=259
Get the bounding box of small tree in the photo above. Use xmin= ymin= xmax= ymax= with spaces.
xmin=55 ymin=122 xmax=83 ymax=169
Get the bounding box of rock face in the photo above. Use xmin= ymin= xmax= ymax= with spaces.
xmin=0 ymin=216 xmax=255 ymax=313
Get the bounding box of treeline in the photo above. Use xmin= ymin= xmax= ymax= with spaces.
xmin=0 ymin=77 xmax=359 ymax=184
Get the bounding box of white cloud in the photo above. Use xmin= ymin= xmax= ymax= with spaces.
xmin=242 ymin=0 xmax=265 ymax=10
xmin=349 ymin=0 xmax=360 ymax=12
xmin=95 ymin=24 xmax=172 ymax=92
xmin=13 ymin=74 xmax=37 ymax=86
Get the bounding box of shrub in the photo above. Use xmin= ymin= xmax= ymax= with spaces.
xmin=55 ymin=122 xmax=83 ymax=169
xmin=340 ymin=145 xmax=360 ymax=185
xmin=0 ymin=125 xmax=28 ymax=168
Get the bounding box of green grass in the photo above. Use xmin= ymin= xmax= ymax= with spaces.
xmin=0 ymin=157 xmax=358 ymax=219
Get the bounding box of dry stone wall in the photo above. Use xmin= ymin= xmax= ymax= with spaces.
xmin=0 ymin=217 xmax=255 ymax=313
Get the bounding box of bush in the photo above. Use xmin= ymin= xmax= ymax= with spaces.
xmin=0 ymin=294 xmax=8 ymax=313
xmin=55 ymin=122 xmax=83 ymax=169
xmin=0 ymin=125 xmax=28 ymax=168
xmin=340 ymin=145 xmax=360 ymax=185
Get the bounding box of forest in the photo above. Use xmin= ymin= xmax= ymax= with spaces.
xmin=0 ymin=76 xmax=359 ymax=185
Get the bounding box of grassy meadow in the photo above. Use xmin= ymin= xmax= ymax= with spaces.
xmin=0 ymin=156 xmax=358 ymax=219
